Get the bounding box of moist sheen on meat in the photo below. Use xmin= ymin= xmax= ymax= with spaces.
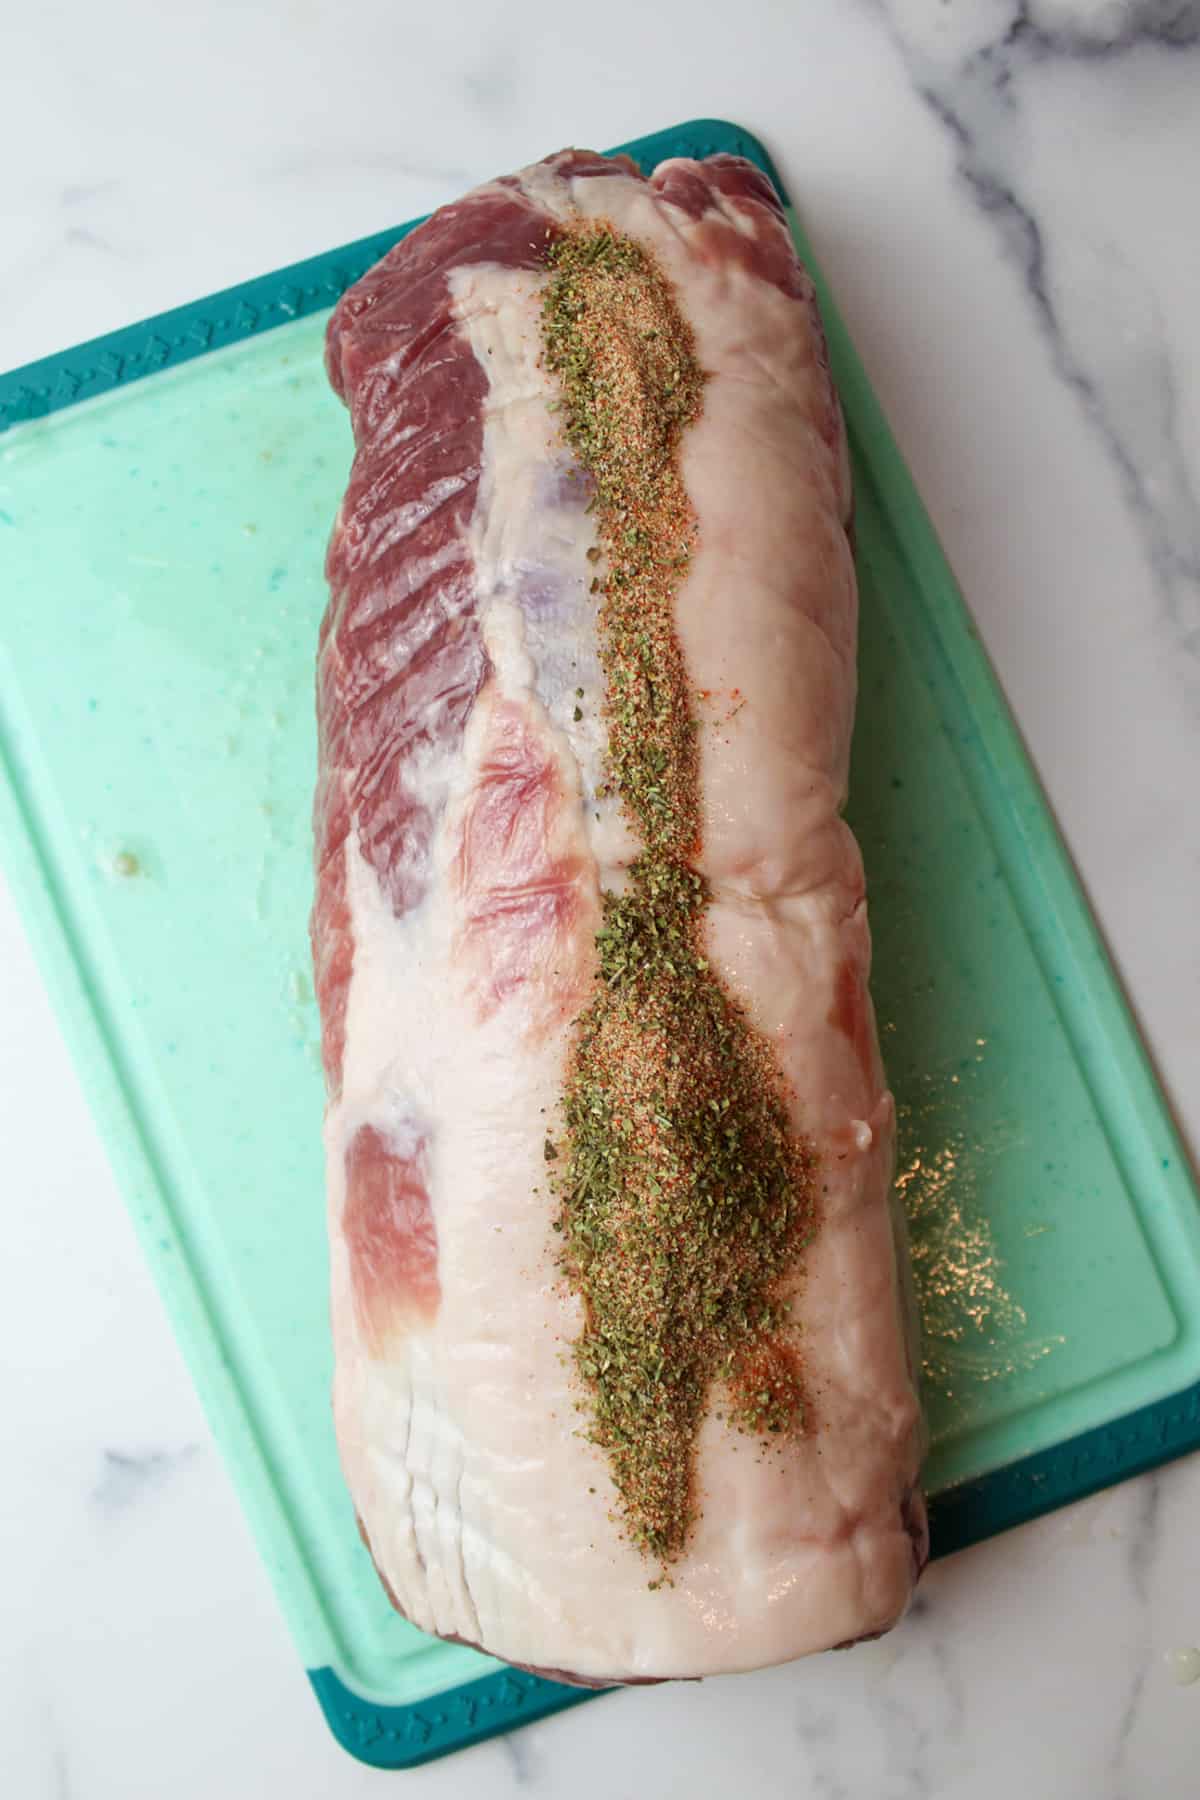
xmin=313 ymin=148 xmax=926 ymax=1683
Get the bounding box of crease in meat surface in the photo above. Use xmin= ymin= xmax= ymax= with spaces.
xmin=314 ymin=148 xmax=926 ymax=1683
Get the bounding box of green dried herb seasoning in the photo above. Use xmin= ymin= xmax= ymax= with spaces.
xmin=540 ymin=223 xmax=815 ymax=1563
xmin=542 ymin=228 xmax=700 ymax=858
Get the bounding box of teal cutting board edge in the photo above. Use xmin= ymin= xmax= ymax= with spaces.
xmin=3 ymin=119 xmax=1200 ymax=1771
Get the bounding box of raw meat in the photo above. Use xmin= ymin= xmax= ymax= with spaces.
xmin=313 ymin=147 xmax=925 ymax=1683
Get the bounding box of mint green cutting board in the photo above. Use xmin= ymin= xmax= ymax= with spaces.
xmin=3 ymin=121 xmax=1200 ymax=1769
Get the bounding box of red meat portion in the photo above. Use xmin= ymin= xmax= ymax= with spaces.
xmin=650 ymin=154 xmax=805 ymax=299
xmin=314 ymin=181 xmax=555 ymax=1095
xmin=453 ymin=697 xmax=594 ymax=1033
xmin=343 ymin=1123 xmax=439 ymax=1344
xmin=830 ymin=957 xmax=876 ymax=1084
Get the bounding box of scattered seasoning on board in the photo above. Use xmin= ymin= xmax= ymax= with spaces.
xmin=540 ymin=225 xmax=816 ymax=1564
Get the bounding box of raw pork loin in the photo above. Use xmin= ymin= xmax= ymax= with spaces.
xmin=313 ymin=147 xmax=926 ymax=1684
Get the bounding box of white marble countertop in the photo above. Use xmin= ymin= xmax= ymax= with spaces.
xmin=3 ymin=2 xmax=1200 ymax=1794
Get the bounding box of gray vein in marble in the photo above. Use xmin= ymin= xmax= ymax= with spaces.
xmin=794 ymin=1700 xmax=850 ymax=1800
xmin=1112 ymin=1660 xmax=1150 ymax=1800
xmin=52 ymin=1743 xmax=71 ymax=1800
xmin=878 ymin=1692 xmax=931 ymax=1800
xmin=0 ymin=184 xmax=129 ymax=317
xmin=497 ymin=1728 xmax=535 ymax=1786
xmin=262 ymin=145 xmax=474 ymax=192
xmin=1108 ymin=1475 xmax=1162 ymax=1799
xmin=60 ymin=179 xmax=118 ymax=209
xmin=461 ymin=40 xmax=520 ymax=119
xmin=63 ymin=225 xmax=118 ymax=256
xmin=1014 ymin=0 xmax=1200 ymax=58
xmin=1127 ymin=1470 xmax=1162 ymax=1603
xmin=872 ymin=0 xmax=1200 ymax=650
xmin=92 ymin=1444 xmax=199 ymax=1515
xmin=920 ymin=1616 xmax=967 ymax=1747
xmin=794 ymin=1603 xmax=964 ymax=1800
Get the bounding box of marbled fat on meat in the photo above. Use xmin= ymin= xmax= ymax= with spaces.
xmin=312 ymin=149 xmax=926 ymax=1682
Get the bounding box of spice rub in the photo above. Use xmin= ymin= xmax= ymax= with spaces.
xmin=541 ymin=226 xmax=816 ymax=1563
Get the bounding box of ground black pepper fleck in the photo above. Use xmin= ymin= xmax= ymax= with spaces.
xmin=540 ymin=224 xmax=815 ymax=1564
